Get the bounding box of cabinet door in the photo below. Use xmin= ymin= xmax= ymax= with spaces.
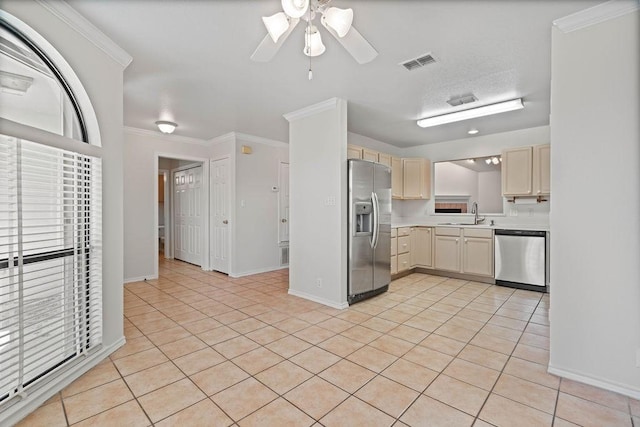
xmin=403 ymin=158 xmax=431 ymax=199
xmin=533 ymin=144 xmax=550 ymax=196
xmin=411 ymin=227 xmax=433 ymax=268
xmin=462 ymin=237 xmax=494 ymax=277
xmin=397 ymin=236 xmax=410 ymax=254
xmin=434 ymin=235 xmax=460 ymax=272
xmin=347 ymin=145 xmax=363 ymax=160
xmin=391 ymin=157 xmax=403 ymax=199
xmin=378 ymin=153 xmax=392 ymax=167
xmin=391 ymin=255 xmax=397 ymax=275
xmin=362 ymin=148 xmax=379 ymax=162
xmin=502 ymin=146 xmax=533 ymax=196
xmin=397 ymin=253 xmax=411 ymax=272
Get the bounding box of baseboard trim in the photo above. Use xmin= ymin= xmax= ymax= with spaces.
xmin=288 ymin=288 xmax=349 ymax=310
xmin=4 ymin=337 xmax=126 ymax=426
xmin=229 ymin=266 xmax=287 ymax=278
xmin=547 ymin=364 xmax=640 ymax=399
xmin=124 ymin=275 xmax=158 ymax=284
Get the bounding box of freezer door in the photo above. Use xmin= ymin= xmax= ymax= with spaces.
xmin=373 ymin=163 xmax=392 ymax=290
xmin=348 ymin=160 xmax=374 ymax=296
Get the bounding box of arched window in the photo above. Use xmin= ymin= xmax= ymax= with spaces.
xmin=0 ymin=15 xmax=102 ymax=410
xmin=0 ymin=20 xmax=87 ymax=142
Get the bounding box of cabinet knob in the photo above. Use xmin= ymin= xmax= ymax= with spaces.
xmin=281 ymin=218 xmax=287 ymax=223
xmin=465 ymin=238 xmax=468 ymax=243
xmin=455 ymin=238 xmax=459 ymax=243
xmin=223 ymin=220 xmax=228 ymax=224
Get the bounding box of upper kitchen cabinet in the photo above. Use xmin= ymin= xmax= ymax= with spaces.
xmin=347 ymin=144 xmax=363 ymax=159
xmin=402 ymin=158 xmax=431 ymax=199
xmin=378 ymin=152 xmax=392 ymax=167
xmin=533 ymin=144 xmax=551 ymax=196
xmin=362 ymin=148 xmax=379 ymax=162
xmin=391 ymin=157 xmax=403 ymax=198
xmin=502 ymin=144 xmax=550 ymax=197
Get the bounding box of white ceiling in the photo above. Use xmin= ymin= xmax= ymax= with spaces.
xmin=66 ymin=0 xmax=601 ymax=147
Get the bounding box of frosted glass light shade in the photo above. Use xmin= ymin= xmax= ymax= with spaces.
xmin=303 ymin=25 xmax=325 ymax=57
xmin=322 ymin=7 xmax=353 ymax=37
xmin=156 ymin=120 xmax=177 ymax=134
xmin=262 ymin=12 xmax=290 ymax=43
xmin=281 ymin=0 xmax=309 ymax=18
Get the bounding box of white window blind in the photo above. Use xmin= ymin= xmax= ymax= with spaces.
xmin=0 ymin=133 xmax=102 ymax=404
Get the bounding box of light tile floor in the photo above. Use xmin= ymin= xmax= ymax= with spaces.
xmin=19 ymin=258 xmax=639 ymax=426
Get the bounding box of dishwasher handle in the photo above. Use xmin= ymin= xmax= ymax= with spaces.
xmin=494 ymin=229 xmax=546 ymax=237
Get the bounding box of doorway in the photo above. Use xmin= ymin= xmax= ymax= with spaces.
xmin=210 ymin=157 xmax=230 ymax=274
xmin=173 ymin=165 xmax=203 ymax=266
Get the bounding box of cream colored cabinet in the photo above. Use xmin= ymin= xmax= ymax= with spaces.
xmin=391 ymin=157 xmax=403 ymax=199
xmin=397 ymin=227 xmax=411 ymax=272
xmin=410 ymin=227 xmax=433 ymax=268
xmin=461 ymin=228 xmax=494 ymax=277
xmin=347 ymin=144 xmax=363 ymax=160
xmin=533 ymin=144 xmax=550 ymax=196
xmin=434 ymin=227 xmax=494 ymax=277
xmin=502 ymin=146 xmax=533 ymax=196
xmin=502 ymin=144 xmax=551 ymax=197
xmin=378 ymin=153 xmax=392 ymax=167
xmin=391 ymin=228 xmax=397 ymax=275
xmin=362 ymin=148 xmax=379 ymax=162
xmin=402 ymin=158 xmax=431 ymax=199
xmin=434 ymin=228 xmax=461 ymax=272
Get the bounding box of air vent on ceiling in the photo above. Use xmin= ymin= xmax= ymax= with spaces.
xmin=447 ymin=93 xmax=478 ymax=107
xmin=400 ymin=53 xmax=436 ymax=71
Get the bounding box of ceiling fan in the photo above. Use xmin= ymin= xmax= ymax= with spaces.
xmin=251 ymin=0 xmax=378 ymax=67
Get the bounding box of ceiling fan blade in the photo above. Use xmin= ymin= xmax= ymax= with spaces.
xmin=321 ymin=21 xmax=378 ymax=64
xmin=250 ymin=17 xmax=299 ymax=62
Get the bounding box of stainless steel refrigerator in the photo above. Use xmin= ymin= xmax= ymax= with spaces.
xmin=348 ymin=159 xmax=392 ymax=304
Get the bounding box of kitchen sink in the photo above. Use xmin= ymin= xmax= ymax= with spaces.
xmin=438 ymin=222 xmax=479 ymax=226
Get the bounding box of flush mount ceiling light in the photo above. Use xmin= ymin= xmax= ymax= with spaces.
xmin=468 ymin=128 xmax=479 ymax=135
xmin=155 ymin=120 xmax=177 ymax=134
xmin=417 ymin=98 xmax=524 ymax=128
xmin=252 ymin=0 xmax=378 ymax=80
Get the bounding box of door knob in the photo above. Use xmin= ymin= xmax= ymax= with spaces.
xmin=281 ymin=219 xmax=287 ymax=223
xmin=222 ymin=220 xmax=228 ymax=224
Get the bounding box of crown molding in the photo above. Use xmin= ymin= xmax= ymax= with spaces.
xmin=283 ymin=97 xmax=341 ymax=122
xmin=208 ymin=132 xmax=288 ymax=148
xmin=553 ymin=0 xmax=639 ymax=33
xmin=36 ymin=0 xmax=133 ymax=68
xmin=124 ymin=126 xmax=208 ymax=146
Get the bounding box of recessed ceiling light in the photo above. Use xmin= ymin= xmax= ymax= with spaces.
xmin=468 ymin=129 xmax=479 ymax=135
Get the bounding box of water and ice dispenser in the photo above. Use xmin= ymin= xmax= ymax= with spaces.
xmin=354 ymin=202 xmax=373 ymax=235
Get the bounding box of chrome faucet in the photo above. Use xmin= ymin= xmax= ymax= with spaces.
xmin=471 ymin=202 xmax=485 ymax=225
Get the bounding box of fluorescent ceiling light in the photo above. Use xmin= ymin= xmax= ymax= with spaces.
xmin=262 ymin=12 xmax=290 ymax=43
xmin=417 ymin=98 xmax=524 ymax=128
xmin=155 ymin=120 xmax=177 ymax=134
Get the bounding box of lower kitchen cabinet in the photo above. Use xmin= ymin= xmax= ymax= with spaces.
xmin=391 ymin=228 xmax=397 ymax=275
xmin=434 ymin=227 xmax=494 ymax=277
xmin=397 ymin=227 xmax=411 ymax=273
xmin=410 ymin=227 xmax=433 ymax=268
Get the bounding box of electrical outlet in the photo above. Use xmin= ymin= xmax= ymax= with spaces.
xmin=316 ymin=278 xmax=322 ymax=288
xmin=325 ymin=196 xmax=336 ymax=206
xmin=510 ymin=207 xmax=518 ymax=217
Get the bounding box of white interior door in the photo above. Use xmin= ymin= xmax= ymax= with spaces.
xmin=210 ymin=158 xmax=230 ymax=273
xmin=173 ymin=165 xmax=203 ymax=266
xmin=279 ymin=162 xmax=290 ymax=243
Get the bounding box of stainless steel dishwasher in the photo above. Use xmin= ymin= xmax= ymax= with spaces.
xmin=494 ymin=229 xmax=547 ymax=292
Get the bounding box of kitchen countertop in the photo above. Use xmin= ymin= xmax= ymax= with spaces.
xmin=392 ymin=221 xmax=550 ymax=232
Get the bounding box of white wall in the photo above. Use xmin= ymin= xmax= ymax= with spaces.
xmin=286 ymin=99 xmax=348 ymax=309
xmin=434 ymin=162 xmax=479 ymax=203
xmin=399 ymin=126 xmax=551 ymax=225
xmin=348 ymin=131 xmax=402 ymax=157
xmin=549 ymin=10 xmax=640 ymax=397
xmin=1 ymin=2 xmax=128 ymax=423
xmin=123 ymin=129 xmax=210 ymax=281
xmin=233 ymin=135 xmax=288 ymax=276
xmin=477 ymin=170 xmax=502 ymax=213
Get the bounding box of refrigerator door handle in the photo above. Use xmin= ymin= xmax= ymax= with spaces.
xmin=371 ymin=192 xmax=379 ymax=249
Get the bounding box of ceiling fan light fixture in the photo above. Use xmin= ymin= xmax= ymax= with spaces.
xmin=262 ymin=12 xmax=290 ymax=43
xmin=155 ymin=120 xmax=177 ymax=134
xmin=281 ymin=0 xmax=309 ymax=18
xmin=417 ymin=98 xmax=524 ymax=128
xmin=303 ymin=25 xmax=325 ymax=57
xmin=322 ymin=7 xmax=353 ymax=38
